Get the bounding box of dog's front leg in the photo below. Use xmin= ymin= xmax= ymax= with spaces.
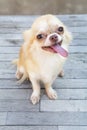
xmin=45 ymin=83 xmax=58 ymax=100
xmin=30 ymin=78 xmax=40 ymax=104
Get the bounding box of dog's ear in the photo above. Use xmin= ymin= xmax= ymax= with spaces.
xmin=23 ymin=29 xmax=32 ymax=43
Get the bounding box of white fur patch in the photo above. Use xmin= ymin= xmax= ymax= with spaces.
xmin=44 ymin=33 xmax=62 ymax=46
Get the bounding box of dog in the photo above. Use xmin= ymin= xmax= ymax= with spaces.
xmin=14 ymin=15 xmax=72 ymax=104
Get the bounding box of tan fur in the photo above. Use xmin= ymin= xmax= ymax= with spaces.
xmin=13 ymin=15 xmax=72 ymax=104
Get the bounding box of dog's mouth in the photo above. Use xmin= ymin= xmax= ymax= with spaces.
xmin=42 ymin=40 xmax=62 ymax=53
xmin=42 ymin=40 xmax=68 ymax=57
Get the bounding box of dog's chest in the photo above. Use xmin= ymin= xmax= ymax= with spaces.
xmin=34 ymin=52 xmax=66 ymax=82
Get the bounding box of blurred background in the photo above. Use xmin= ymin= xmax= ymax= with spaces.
xmin=0 ymin=0 xmax=87 ymax=15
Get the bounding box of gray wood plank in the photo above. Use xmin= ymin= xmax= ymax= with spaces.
xmin=0 ymin=34 xmax=22 ymax=40
xmin=0 ymin=28 xmax=24 ymax=34
xmin=0 ymin=46 xmax=20 ymax=53
xmin=42 ymin=89 xmax=87 ymax=100
xmin=0 ymin=112 xmax=7 ymax=125
xmin=0 ymin=126 xmax=57 ymax=130
xmin=0 ymin=79 xmax=87 ymax=89
xmin=63 ymin=68 xmax=87 ymax=79
xmin=0 ymin=20 xmax=86 ymax=28
xmin=0 ymin=15 xmax=80 ymax=21
xmin=0 ymin=15 xmax=87 ymax=22
xmin=64 ymin=54 xmax=87 ymax=69
xmin=0 ymin=79 xmax=31 ymax=88
xmin=69 ymin=39 xmax=86 ymax=46
xmin=0 ymin=23 xmax=31 ymax=28
xmin=0 ymin=62 xmax=16 ymax=73
xmin=40 ymin=100 xmax=87 ymax=112
xmin=58 ymin=126 xmax=87 ymax=130
xmin=69 ymin=27 xmax=87 ymax=33
xmin=0 ymin=88 xmax=87 ymax=100
xmin=6 ymin=112 xmax=87 ymax=125
xmin=0 ymin=17 xmax=87 ymax=27
xmin=0 ymin=28 xmax=25 ymax=34
xmin=0 ymin=89 xmax=30 ymax=99
xmin=0 ymin=20 xmax=87 ymax=28
xmin=0 ymin=16 xmax=37 ymax=22
xmin=53 ymin=79 xmax=87 ymax=89
xmin=0 ymin=100 xmax=39 ymax=112
xmin=69 ymin=46 xmax=87 ymax=53
xmin=0 ymin=53 xmax=17 ymax=61
xmin=0 ymin=26 xmax=87 ymax=34
xmin=0 ymin=39 xmax=23 ymax=47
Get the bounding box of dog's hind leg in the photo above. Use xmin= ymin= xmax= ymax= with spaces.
xmin=58 ymin=70 xmax=64 ymax=77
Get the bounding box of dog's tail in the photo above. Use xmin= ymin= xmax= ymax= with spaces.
xmin=17 ymin=72 xmax=28 ymax=84
xmin=12 ymin=59 xmax=19 ymax=66
xmin=12 ymin=59 xmax=28 ymax=84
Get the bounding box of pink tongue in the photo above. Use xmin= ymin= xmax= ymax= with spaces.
xmin=51 ymin=44 xmax=68 ymax=57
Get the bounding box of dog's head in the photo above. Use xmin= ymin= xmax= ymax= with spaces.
xmin=23 ymin=15 xmax=72 ymax=54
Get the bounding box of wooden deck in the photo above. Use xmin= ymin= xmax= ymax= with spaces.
xmin=0 ymin=15 xmax=87 ymax=130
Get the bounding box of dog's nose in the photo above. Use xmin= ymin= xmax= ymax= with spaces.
xmin=49 ymin=34 xmax=58 ymax=42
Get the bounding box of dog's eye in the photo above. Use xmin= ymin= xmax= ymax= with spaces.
xmin=37 ymin=34 xmax=43 ymax=39
xmin=58 ymin=26 xmax=64 ymax=32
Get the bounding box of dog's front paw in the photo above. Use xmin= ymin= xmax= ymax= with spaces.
xmin=46 ymin=88 xmax=58 ymax=100
xmin=30 ymin=92 xmax=40 ymax=105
